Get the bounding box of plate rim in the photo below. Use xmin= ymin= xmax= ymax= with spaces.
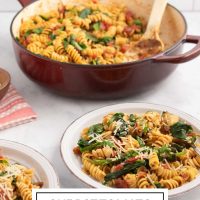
xmin=60 ymin=102 xmax=200 ymax=197
xmin=0 ymin=139 xmax=60 ymax=188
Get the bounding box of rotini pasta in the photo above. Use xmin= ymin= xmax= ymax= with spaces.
xmin=0 ymin=155 xmax=42 ymax=200
xmin=73 ymin=111 xmax=200 ymax=189
xmin=17 ymin=0 xmax=154 ymax=65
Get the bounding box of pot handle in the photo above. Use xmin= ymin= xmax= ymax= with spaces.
xmin=153 ymin=35 xmax=200 ymax=63
xmin=18 ymin=0 xmax=35 ymax=7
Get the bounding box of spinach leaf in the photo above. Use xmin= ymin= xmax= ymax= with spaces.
xmin=24 ymin=30 xmax=32 ymax=38
xmin=79 ymin=140 xmax=114 ymax=152
xmin=134 ymin=19 xmax=142 ymax=26
xmin=104 ymin=160 xmax=145 ymax=182
xmin=114 ymin=119 xmax=129 ymax=137
xmin=79 ymin=8 xmax=92 ymax=19
xmin=49 ymin=33 xmax=56 ymax=40
xmin=63 ymin=38 xmax=69 ymax=48
xmin=157 ymin=145 xmax=176 ymax=162
xmin=40 ymin=15 xmax=49 ymax=21
xmin=170 ymin=122 xmax=192 ymax=139
xmin=32 ymin=28 xmax=43 ymax=34
xmin=98 ymin=36 xmax=113 ymax=44
xmin=0 ymin=171 xmax=7 ymax=176
xmin=154 ymin=182 xmax=164 ymax=188
xmin=136 ymin=136 xmax=145 ymax=147
xmin=86 ymin=33 xmax=98 ymax=42
xmin=78 ymin=138 xmax=90 ymax=148
xmin=93 ymin=22 xmax=101 ymax=31
xmin=88 ymin=123 xmax=104 ymax=135
xmin=108 ymin=113 xmax=124 ymax=126
xmin=0 ymin=159 xmax=8 ymax=165
xmin=92 ymin=158 xmax=124 ymax=166
xmin=171 ymin=143 xmax=185 ymax=152
xmin=125 ymin=150 xmax=139 ymax=159
xmin=129 ymin=114 xmax=137 ymax=126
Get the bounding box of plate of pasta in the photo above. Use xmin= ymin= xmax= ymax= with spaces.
xmin=61 ymin=103 xmax=200 ymax=198
xmin=0 ymin=140 xmax=59 ymax=200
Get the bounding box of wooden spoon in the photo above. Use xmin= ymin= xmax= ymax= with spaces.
xmin=137 ymin=0 xmax=167 ymax=54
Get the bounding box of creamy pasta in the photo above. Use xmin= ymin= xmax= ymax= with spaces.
xmin=73 ymin=111 xmax=200 ymax=189
xmin=17 ymin=0 xmax=150 ymax=65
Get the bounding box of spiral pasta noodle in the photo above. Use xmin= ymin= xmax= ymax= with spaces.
xmin=18 ymin=0 xmax=151 ymax=65
xmin=74 ymin=110 xmax=200 ymax=189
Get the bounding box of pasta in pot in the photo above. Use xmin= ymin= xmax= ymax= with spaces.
xmin=73 ymin=111 xmax=200 ymax=189
xmin=0 ymin=155 xmax=42 ymax=200
xmin=17 ymin=0 xmax=152 ymax=65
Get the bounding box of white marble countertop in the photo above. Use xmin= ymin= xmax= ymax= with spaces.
xmin=1 ymin=10 xmax=200 ymax=199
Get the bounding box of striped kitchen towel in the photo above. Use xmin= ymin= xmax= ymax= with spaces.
xmin=0 ymin=85 xmax=37 ymax=130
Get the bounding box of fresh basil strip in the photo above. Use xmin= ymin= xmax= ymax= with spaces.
xmin=98 ymin=36 xmax=113 ymax=44
xmin=170 ymin=122 xmax=193 ymax=139
xmin=79 ymin=8 xmax=92 ymax=19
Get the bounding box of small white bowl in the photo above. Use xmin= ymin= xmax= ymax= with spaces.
xmin=60 ymin=103 xmax=200 ymax=198
xmin=0 ymin=140 xmax=59 ymax=188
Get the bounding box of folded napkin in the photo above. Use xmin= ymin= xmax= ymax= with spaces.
xmin=0 ymin=85 xmax=37 ymax=130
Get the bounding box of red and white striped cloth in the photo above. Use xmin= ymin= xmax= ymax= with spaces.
xmin=0 ymin=85 xmax=37 ymax=130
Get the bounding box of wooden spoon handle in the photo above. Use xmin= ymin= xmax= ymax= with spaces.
xmin=144 ymin=0 xmax=167 ymax=38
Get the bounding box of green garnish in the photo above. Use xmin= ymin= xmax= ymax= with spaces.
xmin=104 ymin=160 xmax=145 ymax=182
xmin=98 ymin=36 xmax=113 ymax=44
xmin=114 ymin=119 xmax=129 ymax=137
xmin=63 ymin=38 xmax=69 ymax=48
xmin=136 ymin=136 xmax=145 ymax=147
xmin=86 ymin=33 xmax=98 ymax=42
xmin=15 ymin=37 xmax=20 ymax=42
xmin=88 ymin=123 xmax=104 ymax=135
xmin=93 ymin=22 xmax=101 ymax=31
xmin=40 ymin=15 xmax=49 ymax=21
xmin=60 ymin=26 xmax=65 ymax=31
xmin=108 ymin=113 xmax=124 ymax=126
xmin=47 ymin=41 xmax=53 ymax=46
xmin=134 ymin=19 xmax=142 ymax=26
xmin=79 ymin=140 xmax=114 ymax=152
xmin=154 ymin=182 xmax=164 ymax=188
xmin=129 ymin=114 xmax=137 ymax=127
xmin=0 ymin=171 xmax=7 ymax=176
xmin=170 ymin=122 xmax=193 ymax=140
xmin=49 ymin=33 xmax=56 ymax=40
xmin=79 ymin=8 xmax=92 ymax=19
xmin=32 ymin=28 xmax=43 ymax=34
xmin=0 ymin=159 xmax=9 ymax=165
xmin=24 ymin=30 xmax=32 ymax=38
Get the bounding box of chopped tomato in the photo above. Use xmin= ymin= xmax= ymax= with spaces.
xmin=73 ymin=146 xmax=81 ymax=155
xmin=120 ymin=44 xmax=130 ymax=53
xmin=125 ymin=10 xmax=134 ymax=25
xmin=180 ymin=173 xmax=189 ymax=181
xmin=92 ymin=0 xmax=98 ymax=3
xmin=187 ymin=132 xmax=196 ymax=137
xmin=125 ymin=157 xmax=138 ymax=164
xmin=100 ymin=21 xmax=111 ymax=31
xmin=115 ymin=179 xmax=129 ymax=188
xmin=123 ymin=25 xmax=137 ymax=37
xmin=114 ymin=163 xmax=124 ymax=171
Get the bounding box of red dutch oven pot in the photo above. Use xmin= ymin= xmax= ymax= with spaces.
xmin=11 ymin=0 xmax=200 ymax=99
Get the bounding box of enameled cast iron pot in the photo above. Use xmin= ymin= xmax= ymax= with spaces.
xmin=11 ymin=0 xmax=200 ymax=99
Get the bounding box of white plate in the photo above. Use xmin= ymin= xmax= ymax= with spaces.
xmin=60 ymin=103 xmax=200 ymax=198
xmin=0 ymin=140 xmax=59 ymax=188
